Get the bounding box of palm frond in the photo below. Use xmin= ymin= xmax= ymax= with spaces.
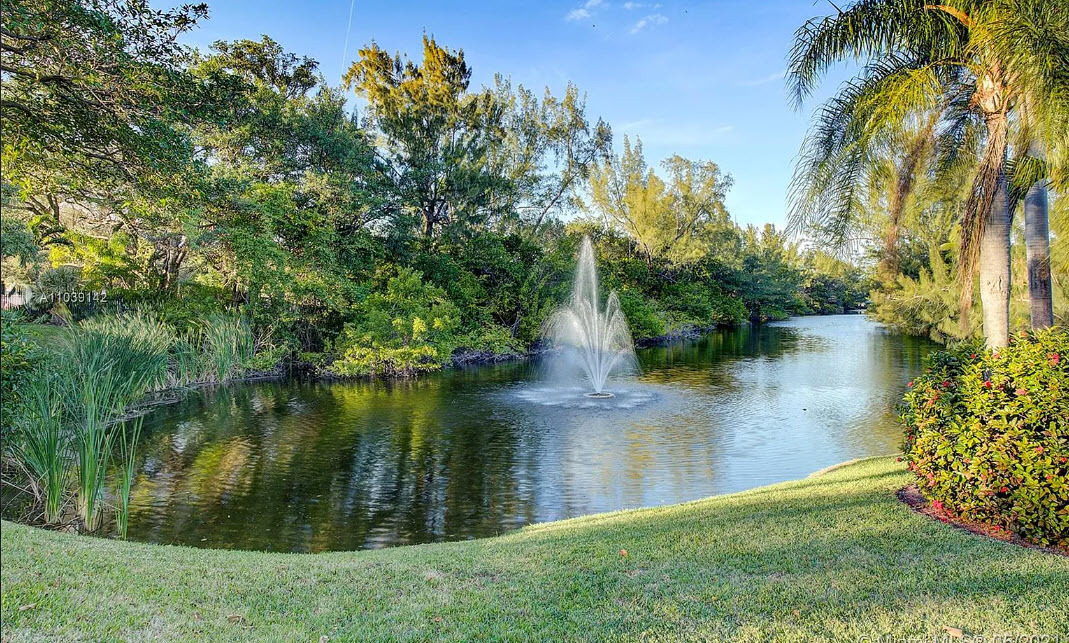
xmin=788 ymin=52 xmax=945 ymax=251
xmin=787 ymin=0 xmax=965 ymax=108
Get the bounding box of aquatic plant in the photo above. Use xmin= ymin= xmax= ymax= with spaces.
xmin=59 ymin=317 xmax=170 ymax=529
xmin=199 ymin=314 xmax=255 ymax=383
xmin=114 ymin=416 xmax=143 ymax=539
xmin=18 ymin=375 xmax=68 ymax=523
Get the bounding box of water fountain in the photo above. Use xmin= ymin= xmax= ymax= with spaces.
xmin=545 ymin=236 xmax=638 ymax=397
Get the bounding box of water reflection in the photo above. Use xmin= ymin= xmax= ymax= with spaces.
xmin=125 ymin=315 xmax=932 ymax=552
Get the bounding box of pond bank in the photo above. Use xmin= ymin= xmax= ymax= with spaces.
xmin=3 ymin=456 xmax=1065 ymax=641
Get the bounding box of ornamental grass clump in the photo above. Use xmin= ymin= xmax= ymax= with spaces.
xmin=7 ymin=311 xmax=259 ymax=533
xmin=901 ymin=328 xmax=1068 ymax=548
xmin=59 ymin=319 xmax=170 ymax=530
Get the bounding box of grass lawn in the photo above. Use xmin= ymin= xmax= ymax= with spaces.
xmin=2 ymin=456 xmax=1065 ymax=642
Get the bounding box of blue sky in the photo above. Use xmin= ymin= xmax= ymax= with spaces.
xmin=171 ymin=0 xmax=850 ymax=228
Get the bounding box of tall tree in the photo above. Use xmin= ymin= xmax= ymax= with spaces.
xmin=1 ymin=0 xmax=207 ymax=231
xmin=192 ymin=37 xmax=383 ymax=337
xmin=489 ymin=77 xmax=612 ymax=230
xmin=589 ymin=137 xmax=732 ymax=266
xmin=344 ymin=36 xmax=505 ymax=238
xmin=787 ymin=0 xmax=1069 ymax=347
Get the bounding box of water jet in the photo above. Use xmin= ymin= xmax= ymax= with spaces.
xmin=545 ymin=237 xmax=638 ymax=394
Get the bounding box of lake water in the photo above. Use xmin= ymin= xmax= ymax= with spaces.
xmin=125 ymin=315 xmax=932 ymax=552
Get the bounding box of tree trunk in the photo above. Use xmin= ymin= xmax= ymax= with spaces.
xmin=978 ymin=170 xmax=1012 ymax=349
xmin=878 ymin=223 xmax=900 ymax=282
xmin=1024 ymin=144 xmax=1053 ymax=329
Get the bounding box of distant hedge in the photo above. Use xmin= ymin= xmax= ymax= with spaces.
xmin=901 ymin=328 xmax=1068 ymax=548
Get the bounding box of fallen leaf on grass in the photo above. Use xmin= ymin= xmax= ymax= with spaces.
xmin=619 ymin=549 xmax=628 ymax=557
xmin=18 ymin=603 xmax=36 ymax=612
xmin=227 ymin=614 xmax=247 ymax=625
xmin=943 ymin=626 xmax=964 ymax=638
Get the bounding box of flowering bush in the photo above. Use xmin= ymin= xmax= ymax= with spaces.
xmin=901 ymin=328 xmax=1068 ymax=547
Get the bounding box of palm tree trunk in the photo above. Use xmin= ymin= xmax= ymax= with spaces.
xmin=978 ymin=170 xmax=1013 ymax=348
xmin=1024 ymin=143 xmax=1053 ymax=329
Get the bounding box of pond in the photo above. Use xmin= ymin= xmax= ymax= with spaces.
xmin=125 ymin=315 xmax=932 ymax=552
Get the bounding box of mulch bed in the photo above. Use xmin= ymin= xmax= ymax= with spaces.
xmin=897 ymin=485 xmax=1068 ymax=557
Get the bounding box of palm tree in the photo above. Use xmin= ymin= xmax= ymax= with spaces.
xmin=1018 ymin=145 xmax=1054 ymax=328
xmin=787 ymin=0 xmax=1069 ymax=347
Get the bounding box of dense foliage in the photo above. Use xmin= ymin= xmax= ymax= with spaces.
xmin=0 ymin=311 xmax=39 ymax=434
xmin=901 ymin=328 xmax=1068 ymax=547
xmin=0 ymin=5 xmax=867 ymax=383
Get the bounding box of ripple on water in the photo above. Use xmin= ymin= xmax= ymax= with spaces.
xmin=509 ymin=383 xmax=661 ymax=410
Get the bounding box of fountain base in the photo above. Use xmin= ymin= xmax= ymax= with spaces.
xmin=585 ymin=392 xmax=615 ymax=398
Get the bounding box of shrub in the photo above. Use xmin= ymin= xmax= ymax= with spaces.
xmin=330 ymin=268 xmax=460 ymax=377
xmin=0 ymin=310 xmax=40 ymax=434
xmin=616 ymin=289 xmax=667 ymax=340
xmin=901 ymin=328 xmax=1068 ymax=547
xmin=331 ymin=345 xmax=441 ymax=378
xmin=121 ymin=284 xmax=233 ymax=335
xmin=453 ymin=324 xmax=525 ymax=357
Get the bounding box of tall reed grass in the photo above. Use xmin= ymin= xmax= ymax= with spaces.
xmin=200 ymin=314 xmax=255 ymax=383
xmin=169 ymin=315 xmax=255 ymax=386
xmin=114 ymin=416 xmax=143 ymax=539
xmin=10 ymin=311 xmax=257 ymax=534
xmin=19 ymin=376 xmax=67 ymax=523
xmin=59 ymin=319 xmax=169 ymax=530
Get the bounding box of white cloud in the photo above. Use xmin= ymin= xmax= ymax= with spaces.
xmin=739 ymin=69 xmax=787 ymax=87
xmin=630 ymin=13 xmax=668 ymax=34
xmin=565 ymin=0 xmax=604 ymax=21
xmin=623 ymin=2 xmax=661 ymax=9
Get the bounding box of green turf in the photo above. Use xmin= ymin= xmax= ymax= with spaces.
xmin=2 ymin=456 xmax=1065 ymax=641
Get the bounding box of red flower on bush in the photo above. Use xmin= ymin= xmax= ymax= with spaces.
xmin=900 ymin=328 xmax=1068 ymax=548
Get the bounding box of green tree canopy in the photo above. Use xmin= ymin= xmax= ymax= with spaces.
xmin=344 ymin=35 xmax=506 ymax=238
xmin=589 ymin=137 xmax=733 ymax=266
